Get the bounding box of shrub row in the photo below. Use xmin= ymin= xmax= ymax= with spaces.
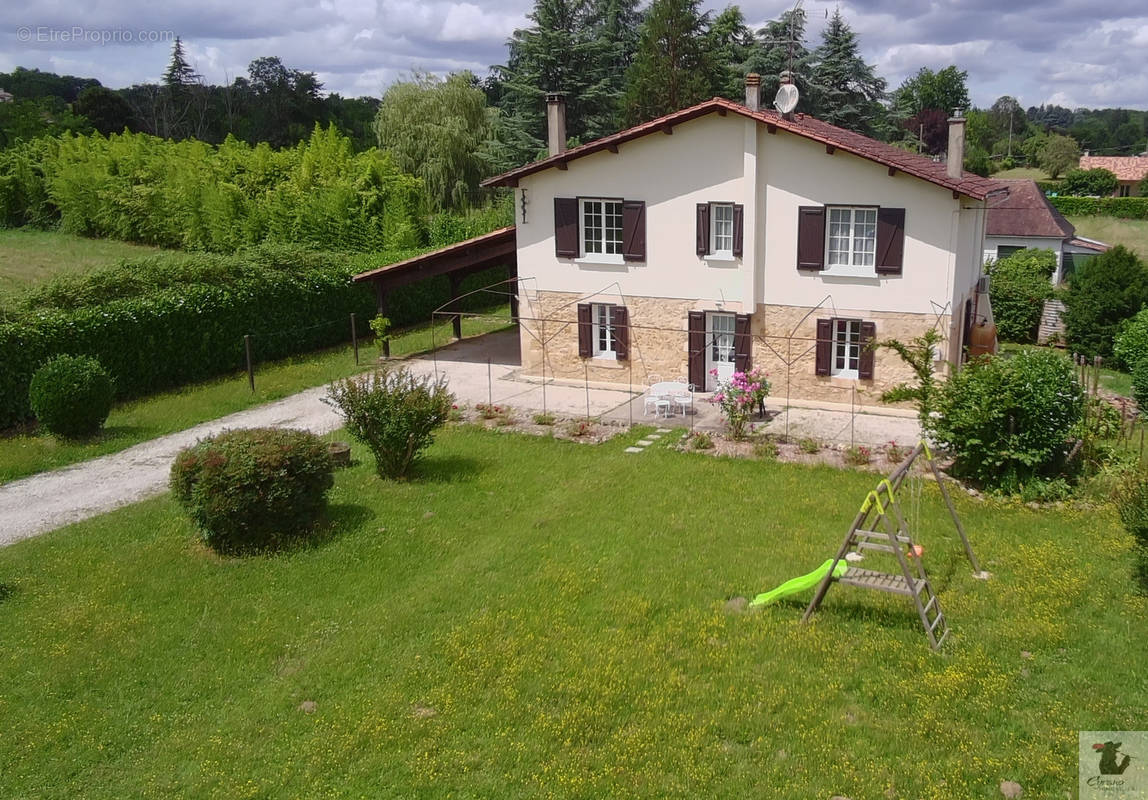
xmin=1047 ymin=196 xmax=1148 ymax=219
xmin=0 ymin=246 xmax=508 ymax=428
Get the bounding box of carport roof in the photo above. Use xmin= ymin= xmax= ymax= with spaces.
xmin=352 ymin=226 xmax=516 ymax=290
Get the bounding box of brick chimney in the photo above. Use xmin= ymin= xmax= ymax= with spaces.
xmin=947 ymin=109 xmax=966 ymax=180
xmin=546 ymin=93 xmax=567 ymax=157
xmin=744 ymin=73 xmax=762 ymax=112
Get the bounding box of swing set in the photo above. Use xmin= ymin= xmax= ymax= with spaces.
xmin=755 ymin=440 xmax=988 ymax=650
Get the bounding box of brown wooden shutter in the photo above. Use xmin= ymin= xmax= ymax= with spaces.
xmin=732 ymin=204 xmax=744 ymax=258
xmin=688 ymin=311 xmax=706 ymax=388
xmin=555 ymin=197 xmax=578 ymax=258
xmin=577 ymin=303 xmax=593 ymax=358
xmin=696 ymin=203 xmax=709 ymax=256
xmin=797 ymin=206 xmax=825 ymax=270
xmin=622 ymin=200 xmax=645 ymax=262
xmin=611 ymin=305 xmax=629 ymax=360
xmin=734 ymin=313 xmax=752 ymax=372
xmin=815 ymin=318 xmax=833 ymax=376
xmin=876 ymin=207 xmax=905 ymax=275
xmin=858 ymin=321 xmax=877 ymax=379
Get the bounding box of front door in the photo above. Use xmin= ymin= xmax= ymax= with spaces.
xmin=705 ymin=312 xmax=736 ymax=391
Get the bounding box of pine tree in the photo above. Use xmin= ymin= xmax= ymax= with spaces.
xmin=163 ymin=37 xmax=200 ymax=91
xmin=743 ymin=8 xmax=815 ymax=115
xmin=622 ymin=0 xmax=718 ymax=124
xmin=495 ymin=0 xmax=621 ymax=160
xmin=809 ymin=9 xmax=886 ymax=136
xmin=706 ymin=6 xmax=753 ymax=102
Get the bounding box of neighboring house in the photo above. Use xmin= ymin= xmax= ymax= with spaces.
xmin=1078 ymin=155 xmax=1148 ymax=196
xmin=0 ymin=88 xmax=13 ymax=103
xmin=984 ymin=178 xmax=1109 ymax=284
xmin=478 ymin=77 xmax=997 ymax=405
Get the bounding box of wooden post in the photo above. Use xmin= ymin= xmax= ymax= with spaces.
xmin=449 ymin=273 xmax=463 ymax=340
xmin=375 ymin=282 xmax=390 ymax=359
xmin=351 ymin=313 xmax=359 ymax=365
xmin=244 ymin=334 xmax=255 ymax=393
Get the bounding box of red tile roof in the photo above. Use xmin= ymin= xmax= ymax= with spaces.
xmin=483 ymin=97 xmax=997 ymax=199
xmin=1078 ymin=155 xmax=1148 ymax=182
xmin=986 ymin=179 xmax=1074 ymax=239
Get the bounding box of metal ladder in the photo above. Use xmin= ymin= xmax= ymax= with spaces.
xmin=802 ymin=473 xmax=950 ymax=650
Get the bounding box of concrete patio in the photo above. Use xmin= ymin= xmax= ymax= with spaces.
xmin=412 ymin=329 xmax=922 ymax=446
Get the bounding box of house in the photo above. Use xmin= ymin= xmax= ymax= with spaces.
xmin=473 ymin=76 xmax=997 ymax=407
xmin=1078 ymin=155 xmax=1148 ymax=197
xmin=984 ymin=178 xmax=1109 ymax=284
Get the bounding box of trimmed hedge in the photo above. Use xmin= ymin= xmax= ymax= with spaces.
xmin=1048 ymin=196 xmax=1148 ymax=219
xmin=0 ymin=246 xmax=508 ymax=428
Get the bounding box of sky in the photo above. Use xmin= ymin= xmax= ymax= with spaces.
xmin=1 ymin=0 xmax=1147 ymax=111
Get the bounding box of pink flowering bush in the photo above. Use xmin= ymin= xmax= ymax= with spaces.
xmin=708 ymin=367 xmax=771 ymax=440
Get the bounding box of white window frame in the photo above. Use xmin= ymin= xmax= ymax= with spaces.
xmin=825 ymin=206 xmax=878 ymax=275
xmin=710 ymin=312 xmax=736 ymax=365
xmin=591 ymin=303 xmax=616 ymax=359
xmin=832 ymin=318 xmax=862 ymax=379
xmin=579 ymin=198 xmax=624 ymax=262
xmin=710 ymin=203 xmax=734 ymax=258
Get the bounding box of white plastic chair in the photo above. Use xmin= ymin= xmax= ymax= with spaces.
xmin=673 ymin=384 xmax=694 ymax=415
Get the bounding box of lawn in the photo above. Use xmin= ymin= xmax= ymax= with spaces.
xmin=1067 ymin=215 xmax=1148 ymax=259
xmin=0 ymin=229 xmax=162 ymax=294
xmin=992 ymin=166 xmax=1051 ymax=181
xmin=0 ymin=312 xmax=511 ymax=484
xmin=0 ymin=427 xmax=1142 ymax=799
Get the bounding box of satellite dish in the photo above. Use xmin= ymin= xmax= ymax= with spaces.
xmin=774 ymin=83 xmax=799 ymax=115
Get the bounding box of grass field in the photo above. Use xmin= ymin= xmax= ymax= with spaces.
xmin=0 ymin=426 xmax=1142 ymax=798
xmin=0 ymin=313 xmax=511 ymax=484
xmin=1066 ymin=215 xmax=1148 ymax=258
xmin=992 ymin=166 xmax=1051 ymax=181
xmin=0 ymin=229 xmax=161 ymax=294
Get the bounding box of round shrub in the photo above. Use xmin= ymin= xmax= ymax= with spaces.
xmin=170 ymin=428 xmax=335 ymax=553
xmin=28 ymin=354 xmax=115 ymax=438
xmin=930 ymin=350 xmax=1084 ymax=492
xmin=1113 ymin=308 xmax=1148 ymax=371
xmin=1132 ymin=358 xmax=1148 ymax=415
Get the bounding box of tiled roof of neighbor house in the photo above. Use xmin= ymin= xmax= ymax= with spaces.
xmin=1078 ymin=155 xmax=1148 ymax=181
xmin=986 ymin=179 xmax=1075 ymax=239
xmin=1067 ymin=237 xmax=1110 ymax=253
xmin=483 ymin=96 xmax=998 ymax=199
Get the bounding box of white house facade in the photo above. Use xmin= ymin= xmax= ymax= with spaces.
xmin=484 ymin=84 xmax=997 ymax=405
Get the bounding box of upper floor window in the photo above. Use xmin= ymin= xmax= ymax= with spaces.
xmin=710 ymin=203 xmax=734 ymax=256
xmin=827 ymin=206 xmax=877 ymax=269
xmin=581 ymin=198 xmax=623 ymax=257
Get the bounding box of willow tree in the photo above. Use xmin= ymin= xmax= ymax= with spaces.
xmin=374 ymin=72 xmax=494 ymax=210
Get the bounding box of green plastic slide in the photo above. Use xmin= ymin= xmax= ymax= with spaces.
xmin=749 ymin=558 xmax=849 ymax=608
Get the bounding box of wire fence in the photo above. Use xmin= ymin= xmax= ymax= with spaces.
xmin=426 ymin=282 xmax=939 ymax=446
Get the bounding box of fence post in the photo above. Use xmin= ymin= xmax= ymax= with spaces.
xmin=351 ymin=313 xmax=359 ymax=365
xmin=244 ymin=334 xmax=255 ymax=393
xmin=585 ymin=361 xmax=591 ymax=421
xmin=487 ymin=357 xmax=493 ymax=409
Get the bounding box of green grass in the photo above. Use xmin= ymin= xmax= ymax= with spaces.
xmin=0 ymin=229 xmax=162 ymax=294
xmin=0 ymin=312 xmax=511 ymax=484
xmin=0 ymin=427 xmax=1142 ymax=798
xmin=1066 ymin=215 xmax=1148 ymax=259
xmin=992 ymin=166 xmax=1051 ymax=181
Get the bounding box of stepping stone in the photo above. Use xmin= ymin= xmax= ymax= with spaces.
xmin=637 ymin=439 xmax=653 ymax=446
xmin=624 ymin=446 xmax=644 ymax=453
xmin=648 ymin=434 xmax=661 ymax=440
xmin=656 ymin=428 xmax=671 ymax=433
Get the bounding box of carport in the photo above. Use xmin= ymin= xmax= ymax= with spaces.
xmin=352 ymin=225 xmax=518 ymax=356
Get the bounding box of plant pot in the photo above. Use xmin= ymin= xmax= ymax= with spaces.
xmin=327 ymin=441 xmax=351 ymax=468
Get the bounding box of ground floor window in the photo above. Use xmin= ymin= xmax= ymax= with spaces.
xmin=832 ymin=318 xmax=862 ymax=378
xmin=592 ymin=303 xmax=616 ymax=358
xmin=996 ymin=245 xmax=1026 ymax=260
